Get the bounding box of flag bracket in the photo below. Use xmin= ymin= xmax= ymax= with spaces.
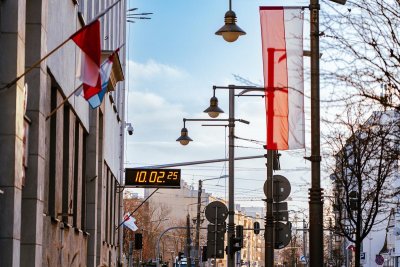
xmin=304 ymin=155 xmax=321 ymax=162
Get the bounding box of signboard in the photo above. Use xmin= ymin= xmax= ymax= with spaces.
xmin=205 ymin=201 xmax=228 ymax=223
xmin=360 ymin=252 xmax=365 ymax=264
xmin=125 ymin=168 xmax=181 ymax=188
xmin=375 ymin=254 xmax=384 ymax=265
xmin=275 ymin=222 xmax=291 ymax=249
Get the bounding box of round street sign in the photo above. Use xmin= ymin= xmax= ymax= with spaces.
xmin=263 ymin=175 xmax=291 ymax=202
xmin=375 ymin=254 xmax=384 ymax=265
xmin=275 ymin=221 xmax=292 ymax=249
xmin=205 ymin=201 xmax=228 ymax=223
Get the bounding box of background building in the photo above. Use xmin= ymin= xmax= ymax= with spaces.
xmin=0 ymin=1 xmax=126 ymax=266
xmin=140 ymin=184 xmax=265 ymax=267
xmin=330 ymin=111 xmax=400 ymax=267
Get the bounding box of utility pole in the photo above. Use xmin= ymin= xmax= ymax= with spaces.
xmin=187 ymin=214 xmax=192 ymax=267
xmin=195 ymin=180 xmax=202 ymax=267
xmin=227 ymin=87 xmax=235 ymax=267
xmin=308 ymin=0 xmax=324 ymax=265
xmin=265 ymin=150 xmax=274 ymax=267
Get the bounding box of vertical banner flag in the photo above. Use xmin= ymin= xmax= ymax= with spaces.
xmin=260 ymin=7 xmax=305 ymax=150
xmin=123 ymin=213 xmax=138 ymax=231
xmin=71 ymin=20 xmax=101 ymax=100
xmin=87 ymin=49 xmax=119 ymax=109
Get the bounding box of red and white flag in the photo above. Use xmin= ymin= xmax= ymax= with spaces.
xmin=71 ymin=20 xmax=101 ymax=99
xmin=87 ymin=50 xmax=117 ymax=109
xmin=123 ymin=213 xmax=138 ymax=232
xmin=260 ymin=7 xmax=305 ymax=150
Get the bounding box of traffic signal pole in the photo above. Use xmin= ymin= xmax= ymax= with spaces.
xmin=195 ymin=181 xmax=202 ymax=267
xmin=187 ymin=214 xmax=192 ymax=266
xmin=265 ymin=150 xmax=274 ymax=267
xmin=227 ymin=87 xmax=235 ymax=267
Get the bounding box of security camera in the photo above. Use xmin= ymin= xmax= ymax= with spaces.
xmin=126 ymin=123 xmax=134 ymax=136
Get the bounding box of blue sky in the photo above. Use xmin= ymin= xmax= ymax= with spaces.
xmin=124 ymin=0 xmax=319 ymax=210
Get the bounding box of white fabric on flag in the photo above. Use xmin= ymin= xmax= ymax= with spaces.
xmin=123 ymin=213 xmax=138 ymax=231
xmin=260 ymin=7 xmax=305 ymax=150
xmin=87 ymin=53 xmax=114 ymax=108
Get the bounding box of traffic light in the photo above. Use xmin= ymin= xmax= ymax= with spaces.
xmin=134 ymin=233 xmax=143 ymax=250
xmin=235 ymin=225 xmax=244 ymax=248
xmin=201 ymin=246 xmax=207 ymax=262
xmin=178 ymin=252 xmax=184 ymax=261
xmin=206 ymin=223 xmax=225 ymax=258
xmin=263 ymin=148 xmax=281 ymax=170
xmin=228 ymin=225 xmax=244 ymax=256
xmin=253 ymin=221 xmax=260 ymax=235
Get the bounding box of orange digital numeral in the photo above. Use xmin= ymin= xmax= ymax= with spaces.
xmin=135 ymin=171 xmax=146 ymax=183
xmin=157 ymin=171 xmax=165 ymax=183
xmin=149 ymin=171 xmax=157 ymax=183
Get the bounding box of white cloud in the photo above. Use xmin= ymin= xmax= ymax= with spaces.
xmin=127 ymin=59 xmax=186 ymax=84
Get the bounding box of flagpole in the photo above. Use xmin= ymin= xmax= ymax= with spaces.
xmin=115 ymin=188 xmax=159 ymax=231
xmin=45 ymin=84 xmax=83 ymax=121
xmin=0 ymin=39 xmax=71 ymax=90
xmin=0 ymin=0 xmax=123 ymax=91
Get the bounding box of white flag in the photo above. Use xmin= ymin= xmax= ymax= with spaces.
xmin=123 ymin=213 xmax=138 ymax=231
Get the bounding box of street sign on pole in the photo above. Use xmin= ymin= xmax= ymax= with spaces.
xmin=360 ymin=252 xmax=365 ymax=265
xmin=275 ymin=222 xmax=291 ymax=249
xmin=272 ymin=175 xmax=291 ymax=202
xmin=205 ymin=201 xmax=228 ymax=223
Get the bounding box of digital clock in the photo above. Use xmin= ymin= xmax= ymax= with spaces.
xmin=125 ymin=168 xmax=181 ymax=188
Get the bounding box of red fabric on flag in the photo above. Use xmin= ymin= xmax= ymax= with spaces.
xmin=260 ymin=7 xmax=305 ymax=150
xmin=260 ymin=7 xmax=288 ymax=150
xmin=83 ymin=76 xmax=101 ymax=100
xmin=71 ymin=20 xmax=101 ymax=93
xmin=71 ymin=20 xmax=101 ymax=68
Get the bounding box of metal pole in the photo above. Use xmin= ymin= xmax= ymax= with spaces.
xmin=303 ymin=218 xmax=307 ymax=267
xmin=309 ymin=0 xmax=324 ymax=266
xmin=129 ymin=241 xmax=134 ymax=267
xmin=195 ymin=181 xmax=202 ymax=267
xmin=187 ymin=214 xmax=192 ymax=267
xmin=265 ymin=150 xmax=274 ymax=267
xmin=227 ymin=87 xmax=235 ymax=267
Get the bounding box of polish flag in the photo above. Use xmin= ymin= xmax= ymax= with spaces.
xmin=71 ymin=20 xmax=101 ymax=99
xmin=123 ymin=213 xmax=138 ymax=232
xmin=260 ymin=7 xmax=305 ymax=150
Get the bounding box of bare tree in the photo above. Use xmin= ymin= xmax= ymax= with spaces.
xmin=123 ymin=197 xmax=172 ymax=262
xmin=325 ymin=106 xmax=400 ymax=267
xmin=321 ymin=0 xmax=400 ymax=109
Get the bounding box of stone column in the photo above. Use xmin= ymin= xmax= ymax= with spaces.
xmin=19 ymin=0 xmax=48 ymax=266
xmin=86 ymin=110 xmax=99 ymax=267
xmin=0 ymin=1 xmax=27 ymax=266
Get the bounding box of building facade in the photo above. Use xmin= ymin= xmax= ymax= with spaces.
xmin=0 ymin=1 xmax=126 ymax=266
xmin=142 ymin=185 xmax=265 ymax=267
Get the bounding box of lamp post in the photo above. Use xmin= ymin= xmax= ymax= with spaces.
xmin=308 ymin=0 xmax=346 ymax=266
xmin=177 ymin=84 xmax=264 ymax=267
xmin=194 ymin=176 xmax=228 ymax=267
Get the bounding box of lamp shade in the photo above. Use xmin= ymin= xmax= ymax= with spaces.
xmin=176 ymin=127 xmax=193 ymax=146
xmin=203 ymin=96 xmax=224 ymax=118
xmin=215 ymin=10 xmax=246 ymax=42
